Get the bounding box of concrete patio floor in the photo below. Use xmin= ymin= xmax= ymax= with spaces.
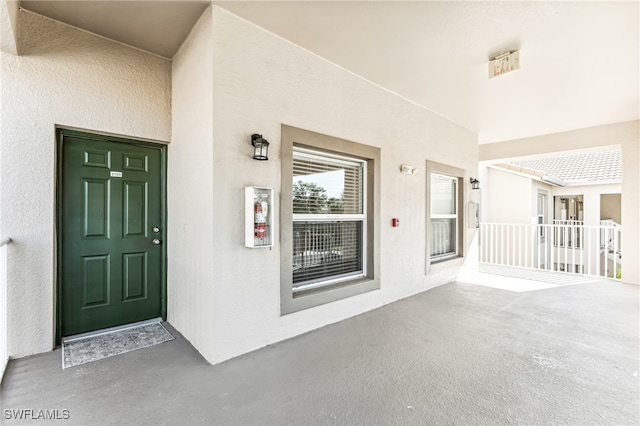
xmin=2 ymin=277 xmax=638 ymax=425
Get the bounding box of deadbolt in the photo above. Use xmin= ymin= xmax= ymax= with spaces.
xmin=152 ymin=226 xmax=160 ymax=233
xmin=152 ymin=239 xmax=161 ymax=245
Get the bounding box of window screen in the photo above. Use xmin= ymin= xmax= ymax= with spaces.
xmin=292 ymin=148 xmax=366 ymax=290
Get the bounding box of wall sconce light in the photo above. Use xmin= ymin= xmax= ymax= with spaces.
xmin=470 ymin=178 xmax=480 ymax=189
xmin=251 ymin=134 xmax=269 ymax=161
xmin=400 ymin=164 xmax=418 ymax=175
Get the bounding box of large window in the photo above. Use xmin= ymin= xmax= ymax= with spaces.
xmin=430 ymin=173 xmax=458 ymax=260
xmin=292 ymin=148 xmax=366 ymax=292
xmin=280 ymin=125 xmax=380 ymax=314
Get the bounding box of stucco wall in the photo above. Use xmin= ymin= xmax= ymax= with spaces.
xmin=483 ymin=168 xmax=534 ymax=224
xmin=170 ymin=7 xmax=478 ymax=364
xmin=483 ymin=166 xmax=623 ymax=228
xmin=0 ymin=10 xmax=171 ymax=357
xmin=168 ymin=8 xmax=214 ymax=358
xmin=601 ymin=194 xmax=622 ymax=224
xmin=479 ymin=121 xmax=639 ymax=285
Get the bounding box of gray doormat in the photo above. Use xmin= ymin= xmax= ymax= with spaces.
xmin=62 ymin=322 xmax=174 ymax=369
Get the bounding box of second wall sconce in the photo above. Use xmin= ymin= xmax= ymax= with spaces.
xmin=470 ymin=178 xmax=480 ymax=190
xmin=400 ymin=164 xmax=418 ymax=175
xmin=251 ymin=134 xmax=270 ymax=161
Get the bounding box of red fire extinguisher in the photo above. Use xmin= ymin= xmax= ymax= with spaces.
xmin=254 ymin=197 xmax=268 ymax=239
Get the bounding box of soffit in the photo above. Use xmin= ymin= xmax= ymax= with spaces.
xmin=19 ymin=0 xmax=210 ymax=58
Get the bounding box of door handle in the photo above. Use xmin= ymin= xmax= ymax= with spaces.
xmin=152 ymin=239 xmax=161 ymax=245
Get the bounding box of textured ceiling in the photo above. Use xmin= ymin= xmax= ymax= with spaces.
xmin=213 ymin=1 xmax=639 ymax=144
xmin=15 ymin=1 xmax=640 ymax=144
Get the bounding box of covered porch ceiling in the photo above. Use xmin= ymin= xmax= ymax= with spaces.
xmin=14 ymin=1 xmax=640 ymax=145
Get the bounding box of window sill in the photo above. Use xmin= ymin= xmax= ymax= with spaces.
xmin=427 ymin=254 xmax=464 ymax=274
xmin=282 ymin=276 xmax=379 ymax=315
xmin=293 ymin=275 xmax=367 ymax=298
xmin=430 ymin=254 xmax=462 ymax=265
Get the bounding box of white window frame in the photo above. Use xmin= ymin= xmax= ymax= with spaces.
xmin=429 ymin=172 xmax=459 ymax=261
xmin=292 ymin=147 xmax=368 ymax=293
xmin=425 ymin=160 xmax=465 ymax=271
xmin=537 ymin=191 xmax=547 ymax=242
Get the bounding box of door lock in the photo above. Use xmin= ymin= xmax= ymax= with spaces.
xmin=152 ymin=239 xmax=161 ymax=245
xmin=152 ymin=227 xmax=160 ymax=233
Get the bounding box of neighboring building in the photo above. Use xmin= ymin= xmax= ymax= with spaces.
xmin=480 ymin=149 xmax=624 ymax=278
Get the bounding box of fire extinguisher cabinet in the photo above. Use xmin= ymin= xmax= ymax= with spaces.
xmin=245 ymin=186 xmax=274 ymax=248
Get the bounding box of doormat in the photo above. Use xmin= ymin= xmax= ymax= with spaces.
xmin=62 ymin=322 xmax=174 ymax=369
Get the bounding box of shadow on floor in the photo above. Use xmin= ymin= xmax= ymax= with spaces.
xmin=2 ymin=279 xmax=639 ymax=425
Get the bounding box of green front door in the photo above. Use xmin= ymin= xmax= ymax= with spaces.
xmin=60 ymin=131 xmax=165 ymax=337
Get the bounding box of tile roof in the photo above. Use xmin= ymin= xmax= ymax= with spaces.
xmin=508 ymin=149 xmax=621 ymax=185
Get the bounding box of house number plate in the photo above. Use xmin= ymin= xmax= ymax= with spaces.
xmin=110 ymin=171 xmax=123 ymax=178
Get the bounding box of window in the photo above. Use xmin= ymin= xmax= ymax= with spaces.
xmin=537 ymin=192 xmax=546 ymax=241
xmin=280 ymin=125 xmax=380 ymax=314
xmin=430 ymin=173 xmax=458 ymax=260
xmin=292 ymin=148 xmax=366 ymax=291
xmin=426 ymin=160 xmax=465 ymax=267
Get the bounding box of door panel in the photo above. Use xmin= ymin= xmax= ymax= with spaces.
xmin=82 ymin=255 xmax=110 ymax=307
xmin=123 ymin=252 xmax=147 ymax=301
xmin=61 ymin=135 xmax=164 ymax=336
xmin=83 ymin=178 xmax=110 ymax=238
xmin=123 ymin=181 xmax=147 ymax=236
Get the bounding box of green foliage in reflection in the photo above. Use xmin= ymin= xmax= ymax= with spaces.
xmin=293 ymin=182 xmax=344 ymax=214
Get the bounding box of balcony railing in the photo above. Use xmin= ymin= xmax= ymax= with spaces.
xmin=480 ymin=223 xmax=621 ymax=280
xmin=1 ymin=237 xmax=11 ymax=380
xmin=553 ymin=219 xmax=584 ymax=226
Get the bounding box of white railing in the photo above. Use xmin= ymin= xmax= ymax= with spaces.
xmin=1 ymin=237 xmax=11 ymax=380
xmin=599 ymin=220 xmax=622 ymax=261
xmin=553 ymin=219 xmax=584 ymax=226
xmin=480 ymin=223 xmax=622 ymax=280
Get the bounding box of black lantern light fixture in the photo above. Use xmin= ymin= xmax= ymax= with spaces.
xmin=251 ymin=134 xmax=270 ymax=161
xmin=470 ymin=178 xmax=480 ymax=190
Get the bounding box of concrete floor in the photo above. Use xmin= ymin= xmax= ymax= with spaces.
xmin=2 ymin=278 xmax=639 ymax=425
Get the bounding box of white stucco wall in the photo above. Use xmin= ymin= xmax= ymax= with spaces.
xmin=168 ymin=8 xmax=214 ymax=358
xmin=483 ymin=166 xmax=622 ymax=228
xmin=483 ymin=168 xmax=534 ymax=224
xmin=170 ymin=7 xmax=478 ymax=364
xmin=0 ymin=10 xmax=171 ymax=357
xmin=480 ymin=121 xmax=640 ymax=285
